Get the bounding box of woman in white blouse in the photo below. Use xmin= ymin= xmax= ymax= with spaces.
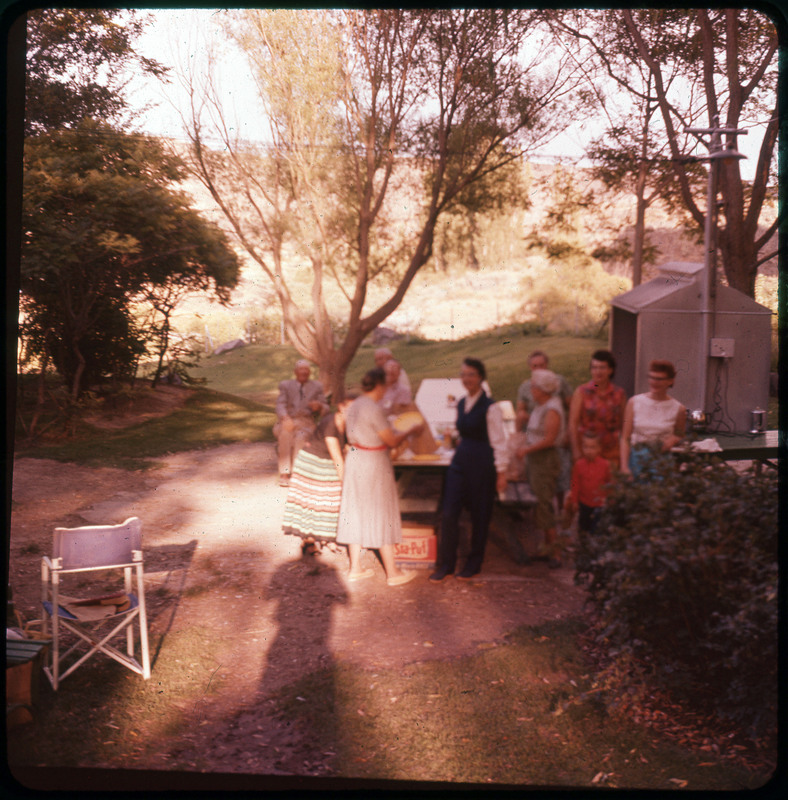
xmin=620 ymin=360 xmax=686 ymax=479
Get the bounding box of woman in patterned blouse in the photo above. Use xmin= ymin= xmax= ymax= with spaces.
xmin=568 ymin=349 xmax=627 ymax=470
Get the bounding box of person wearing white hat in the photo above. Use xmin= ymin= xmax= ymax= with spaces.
xmin=516 ymin=369 xmax=567 ymax=568
xmin=274 ymin=360 xmax=329 ymax=486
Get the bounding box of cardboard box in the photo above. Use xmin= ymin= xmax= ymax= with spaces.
xmin=395 ymin=522 xmax=437 ymax=569
xmin=6 ymin=638 xmax=49 ymax=728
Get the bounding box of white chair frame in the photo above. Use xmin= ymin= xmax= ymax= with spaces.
xmin=40 ymin=517 xmax=151 ymax=690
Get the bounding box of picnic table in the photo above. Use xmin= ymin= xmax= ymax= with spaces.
xmin=393 ymin=452 xmax=537 ymax=520
xmin=714 ymin=429 xmax=779 ymax=466
xmin=675 ymin=429 xmax=779 ymax=473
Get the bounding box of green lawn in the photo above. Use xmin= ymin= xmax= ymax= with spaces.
xmin=191 ymin=327 xmax=778 ymax=428
xmin=190 ymin=327 xmax=605 ymax=405
xmin=14 ymin=389 xmax=276 ymax=469
xmin=17 ymin=325 xmax=777 ymax=468
xmin=14 ymin=328 xmax=600 ymax=468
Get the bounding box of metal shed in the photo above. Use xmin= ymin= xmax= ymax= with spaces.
xmin=610 ymin=261 xmax=772 ymax=433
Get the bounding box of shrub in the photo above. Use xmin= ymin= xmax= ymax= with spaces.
xmin=578 ymin=455 xmax=778 ymax=739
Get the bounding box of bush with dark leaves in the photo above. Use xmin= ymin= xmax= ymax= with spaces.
xmin=577 ymin=454 xmax=778 ymax=739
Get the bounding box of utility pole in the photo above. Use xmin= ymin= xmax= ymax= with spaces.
xmin=685 ymin=115 xmax=746 ymax=417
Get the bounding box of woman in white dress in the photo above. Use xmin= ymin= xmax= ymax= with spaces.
xmin=620 ymin=359 xmax=686 ymax=480
xmin=336 ymin=368 xmax=422 ymax=586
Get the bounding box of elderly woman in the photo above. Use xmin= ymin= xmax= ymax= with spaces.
xmin=516 ymin=369 xmax=566 ymax=568
xmin=620 ymin=360 xmax=686 ymax=480
xmin=568 ymin=349 xmax=627 ymax=469
xmin=429 ymin=358 xmax=508 ymax=582
xmin=336 ymin=368 xmax=422 ymax=586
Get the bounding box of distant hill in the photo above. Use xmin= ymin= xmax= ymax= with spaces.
xmin=159 ymin=143 xmax=777 ymax=346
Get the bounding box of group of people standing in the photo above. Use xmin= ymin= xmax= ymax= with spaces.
xmin=277 ymin=353 xmax=422 ymax=587
xmin=275 ymin=346 xmax=686 ymax=584
xmin=526 ymin=349 xmax=686 ymax=569
xmin=505 ymin=348 xmax=685 ymax=571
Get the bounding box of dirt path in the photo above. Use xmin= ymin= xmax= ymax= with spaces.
xmin=9 ymin=442 xmax=585 ymax=776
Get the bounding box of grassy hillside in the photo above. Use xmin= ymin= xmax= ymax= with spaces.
xmin=16 ymin=326 xmax=774 ymax=469
xmin=190 ymin=327 xmax=607 ymax=405
xmin=14 ymin=389 xmax=276 ymax=469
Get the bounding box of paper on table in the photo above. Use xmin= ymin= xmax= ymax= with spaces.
xmin=690 ymin=438 xmax=723 ymax=452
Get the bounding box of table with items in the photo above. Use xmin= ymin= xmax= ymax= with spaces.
xmin=673 ymin=429 xmax=779 ymax=472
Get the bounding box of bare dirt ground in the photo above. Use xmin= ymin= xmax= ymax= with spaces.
xmin=8 ymin=401 xmax=585 ymax=778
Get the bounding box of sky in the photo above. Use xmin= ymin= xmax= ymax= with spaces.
xmin=127 ymin=8 xmax=769 ymax=183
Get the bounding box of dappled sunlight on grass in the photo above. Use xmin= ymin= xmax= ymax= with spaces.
xmin=7 ymin=579 xmax=275 ymax=771
xmin=272 ymin=620 xmax=764 ymax=789
xmin=15 ymin=389 xmax=276 ymax=468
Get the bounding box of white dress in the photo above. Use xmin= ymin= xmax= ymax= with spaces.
xmin=336 ymin=396 xmax=402 ymax=548
xmin=630 ymin=393 xmax=682 ymax=447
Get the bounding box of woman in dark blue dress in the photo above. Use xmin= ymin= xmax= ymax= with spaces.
xmin=430 ymin=358 xmax=508 ymax=582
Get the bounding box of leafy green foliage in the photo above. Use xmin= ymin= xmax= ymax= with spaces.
xmin=21 ymin=120 xmax=240 ymax=397
xmin=522 ymin=166 xmax=630 ymax=333
xmin=579 ymin=455 xmax=777 ymax=739
xmin=434 ymin=156 xmax=530 ymax=273
xmin=549 ymin=8 xmax=778 ymax=297
xmin=24 ymin=8 xmax=168 ymax=135
xmin=189 ymin=9 xmax=590 ymax=399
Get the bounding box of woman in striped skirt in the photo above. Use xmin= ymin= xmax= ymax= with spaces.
xmin=282 ymin=394 xmax=357 ymax=555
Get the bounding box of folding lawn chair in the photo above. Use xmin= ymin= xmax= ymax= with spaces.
xmin=40 ymin=517 xmax=150 ymax=690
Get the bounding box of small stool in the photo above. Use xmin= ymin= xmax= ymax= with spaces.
xmin=6 ymin=637 xmax=50 ymax=727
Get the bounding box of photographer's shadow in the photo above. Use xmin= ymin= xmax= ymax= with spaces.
xmin=256 ymin=556 xmax=348 ymax=749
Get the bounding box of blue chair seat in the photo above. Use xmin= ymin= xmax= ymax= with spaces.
xmin=43 ymin=593 xmax=139 ymax=620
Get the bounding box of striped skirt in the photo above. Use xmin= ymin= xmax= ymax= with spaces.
xmin=282 ymin=449 xmax=342 ymax=542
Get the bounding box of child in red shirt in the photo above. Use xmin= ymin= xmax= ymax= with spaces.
xmin=564 ymin=431 xmax=612 ymax=540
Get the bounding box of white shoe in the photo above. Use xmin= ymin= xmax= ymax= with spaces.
xmin=347 ymin=568 xmax=375 ymax=582
xmin=387 ymin=570 xmax=416 ymax=587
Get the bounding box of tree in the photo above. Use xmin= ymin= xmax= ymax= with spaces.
xmin=21 ymin=120 xmax=240 ymax=398
xmin=434 ymin=156 xmax=528 ymax=273
xmin=180 ymin=9 xmax=588 ymax=399
xmin=24 ymin=7 xmax=167 ymax=135
xmin=547 ymin=8 xmax=778 ymax=297
xmin=583 ymin=66 xmax=701 ymax=286
xmin=522 ymin=165 xmax=628 ymax=334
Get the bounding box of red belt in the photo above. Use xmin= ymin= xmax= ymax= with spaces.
xmin=349 ymin=442 xmax=389 ymax=451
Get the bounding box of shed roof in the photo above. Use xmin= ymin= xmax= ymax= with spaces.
xmin=611 ymin=261 xmax=770 ymax=315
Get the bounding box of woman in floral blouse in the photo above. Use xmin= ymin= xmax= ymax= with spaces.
xmin=568 ymin=349 xmax=627 ymax=470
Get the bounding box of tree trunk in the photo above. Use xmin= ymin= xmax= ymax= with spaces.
xmin=467 ymin=210 xmax=480 ymax=271
xmin=631 ymin=161 xmax=648 ymax=287
xmin=718 ymin=227 xmax=758 ymax=296
xmin=321 ymin=360 xmax=349 ymax=405
xmin=70 ymin=340 xmax=86 ymax=400
xmin=151 ymin=321 xmax=170 ymax=388
xmin=28 ymin=349 xmax=51 ymax=437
